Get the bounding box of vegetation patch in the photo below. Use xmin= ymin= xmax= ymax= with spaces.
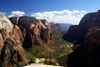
xmin=18 ymin=62 xmax=25 ymax=67
xmin=30 ymin=57 xmax=36 ymax=63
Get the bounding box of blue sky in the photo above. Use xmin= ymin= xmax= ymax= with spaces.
xmin=0 ymin=0 xmax=100 ymax=24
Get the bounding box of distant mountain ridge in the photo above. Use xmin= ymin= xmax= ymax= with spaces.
xmin=57 ymin=23 xmax=73 ymax=30
xmin=49 ymin=22 xmax=73 ymax=31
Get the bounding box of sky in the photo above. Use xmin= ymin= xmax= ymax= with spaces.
xmin=0 ymin=0 xmax=100 ymax=24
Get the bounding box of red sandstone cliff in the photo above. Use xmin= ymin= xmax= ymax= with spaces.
xmin=0 ymin=12 xmax=26 ymax=67
xmin=10 ymin=16 xmax=53 ymax=49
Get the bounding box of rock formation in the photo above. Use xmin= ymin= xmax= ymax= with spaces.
xmin=0 ymin=12 xmax=26 ymax=67
xmin=67 ymin=10 xmax=100 ymax=67
xmin=9 ymin=17 xmax=53 ymax=49
xmin=49 ymin=22 xmax=58 ymax=30
xmin=63 ymin=10 xmax=100 ymax=44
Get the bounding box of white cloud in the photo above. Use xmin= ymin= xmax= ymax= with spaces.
xmin=12 ymin=11 xmax=25 ymax=15
xmin=3 ymin=12 xmax=6 ymax=14
xmin=78 ymin=14 xmax=84 ymax=17
xmin=73 ymin=10 xmax=79 ymax=13
xmin=81 ymin=10 xmax=87 ymax=13
xmin=32 ymin=10 xmax=87 ymax=24
xmin=8 ymin=15 xmax=15 ymax=18
xmin=8 ymin=11 xmax=25 ymax=18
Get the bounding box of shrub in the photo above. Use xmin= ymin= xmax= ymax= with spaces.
xmin=30 ymin=57 xmax=36 ymax=63
xmin=44 ymin=59 xmax=57 ymax=65
xmin=18 ymin=62 xmax=25 ymax=67
xmin=44 ymin=59 xmax=49 ymax=64
xmin=52 ymin=61 xmax=57 ymax=65
xmin=39 ymin=60 xmax=44 ymax=63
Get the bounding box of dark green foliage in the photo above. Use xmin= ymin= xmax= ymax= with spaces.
xmin=30 ymin=57 xmax=36 ymax=63
xmin=44 ymin=59 xmax=57 ymax=65
xmin=18 ymin=62 xmax=25 ymax=67
xmin=44 ymin=59 xmax=49 ymax=64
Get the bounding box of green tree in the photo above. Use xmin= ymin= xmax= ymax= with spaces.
xmin=30 ymin=57 xmax=36 ymax=63
xmin=44 ymin=59 xmax=49 ymax=64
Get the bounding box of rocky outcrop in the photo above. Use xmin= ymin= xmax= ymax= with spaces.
xmin=40 ymin=19 xmax=51 ymax=29
xmin=67 ymin=23 xmax=100 ymax=67
xmin=49 ymin=22 xmax=58 ymax=30
xmin=0 ymin=12 xmax=26 ymax=67
xmin=63 ymin=10 xmax=100 ymax=44
xmin=10 ymin=17 xmax=53 ymax=49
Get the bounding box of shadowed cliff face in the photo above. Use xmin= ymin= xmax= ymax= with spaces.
xmin=63 ymin=10 xmax=100 ymax=44
xmin=10 ymin=17 xmax=53 ymax=49
xmin=67 ymin=26 xmax=100 ymax=67
xmin=0 ymin=12 xmax=26 ymax=67
xmin=67 ymin=10 xmax=100 ymax=67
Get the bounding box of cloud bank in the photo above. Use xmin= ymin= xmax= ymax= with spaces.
xmin=8 ymin=11 xmax=25 ymax=18
xmin=32 ymin=10 xmax=87 ymax=24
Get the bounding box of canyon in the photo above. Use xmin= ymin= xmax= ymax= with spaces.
xmin=1 ymin=9 xmax=100 ymax=67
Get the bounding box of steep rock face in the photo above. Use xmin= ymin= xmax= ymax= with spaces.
xmin=0 ymin=12 xmax=26 ymax=67
xmin=67 ymin=24 xmax=100 ymax=67
xmin=10 ymin=17 xmax=53 ymax=49
xmin=0 ymin=12 xmax=13 ymax=49
xmin=40 ymin=19 xmax=51 ymax=29
xmin=63 ymin=10 xmax=100 ymax=44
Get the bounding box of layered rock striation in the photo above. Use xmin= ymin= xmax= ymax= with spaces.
xmin=0 ymin=12 xmax=26 ymax=67
xmin=10 ymin=17 xmax=53 ymax=49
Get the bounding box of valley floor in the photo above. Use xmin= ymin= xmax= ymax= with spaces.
xmin=23 ymin=58 xmax=63 ymax=67
xmin=22 ymin=64 xmax=63 ymax=67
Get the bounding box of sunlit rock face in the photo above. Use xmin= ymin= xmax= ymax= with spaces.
xmin=67 ymin=10 xmax=100 ymax=67
xmin=0 ymin=12 xmax=26 ymax=67
xmin=10 ymin=16 xmax=53 ymax=49
xmin=0 ymin=12 xmax=13 ymax=49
